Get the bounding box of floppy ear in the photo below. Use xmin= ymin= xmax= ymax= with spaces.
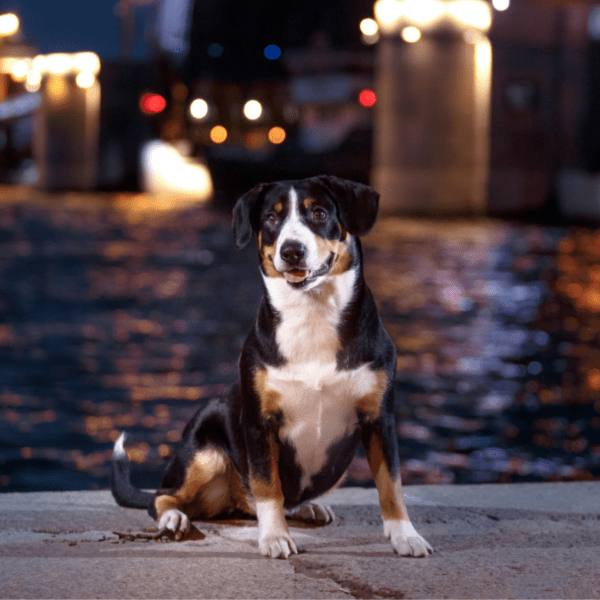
xmin=315 ymin=175 xmax=379 ymax=237
xmin=232 ymin=183 xmax=270 ymax=249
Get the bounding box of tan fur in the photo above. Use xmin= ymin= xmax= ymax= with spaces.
xmin=254 ymin=367 xmax=282 ymax=417
xmin=364 ymin=433 xmax=410 ymax=522
xmin=249 ymin=432 xmax=284 ymax=502
xmin=154 ymin=448 xmax=251 ymax=520
xmin=355 ymin=370 xmax=388 ymax=419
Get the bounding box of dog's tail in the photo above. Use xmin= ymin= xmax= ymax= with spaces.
xmin=110 ymin=432 xmax=155 ymax=509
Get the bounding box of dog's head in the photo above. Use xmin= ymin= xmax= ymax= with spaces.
xmin=233 ymin=175 xmax=379 ymax=289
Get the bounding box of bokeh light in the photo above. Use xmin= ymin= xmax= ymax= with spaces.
xmin=243 ymin=99 xmax=262 ymax=120
xmin=210 ymin=125 xmax=228 ymax=143
xmin=268 ymin=126 xmax=286 ymax=144
xmin=190 ymin=98 xmax=209 ymax=120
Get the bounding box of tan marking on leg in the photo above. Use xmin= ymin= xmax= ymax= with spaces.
xmin=154 ymin=448 xmax=231 ymax=520
xmin=355 ymin=370 xmax=388 ymax=419
xmin=365 ymin=434 xmax=410 ymax=522
xmin=248 ymin=432 xmax=284 ymax=503
xmin=254 ymin=367 xmax=282 ymax=418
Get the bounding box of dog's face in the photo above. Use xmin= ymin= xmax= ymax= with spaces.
xmin=233 ymin=175 xmax=380 ymax=290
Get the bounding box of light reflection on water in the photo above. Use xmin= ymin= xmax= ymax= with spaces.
xmin=0 ymin=200 xmax=599 ymax=491
xmin=361 ymin=219 xmax=600 ymax=484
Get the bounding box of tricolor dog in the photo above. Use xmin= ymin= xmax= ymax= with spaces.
xmin=111 ymin=175 xmax=432 ymax=559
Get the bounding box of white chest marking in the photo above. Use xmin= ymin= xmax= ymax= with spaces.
xmin=266 ymin=362 xmax=379 ymax=490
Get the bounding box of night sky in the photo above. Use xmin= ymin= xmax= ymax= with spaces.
xmin=3 ymin=0 xmax=134 ymax=58
xmin=2 ymin=0 xmax=374 ymax=62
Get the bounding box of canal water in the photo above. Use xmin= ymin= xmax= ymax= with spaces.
xmin=1 ymin=192 xmax=599 ymax=491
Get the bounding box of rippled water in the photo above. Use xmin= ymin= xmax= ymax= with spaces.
xmin=1 ymin=194 xmax=599 ymax=492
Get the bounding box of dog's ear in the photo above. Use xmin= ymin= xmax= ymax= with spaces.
xmin=232 ymin=183 xmax=270 ymax=249
xmin=315 ymin=175 xmax=379 ymax=237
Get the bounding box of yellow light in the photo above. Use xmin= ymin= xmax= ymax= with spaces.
xmin=76 ymin=71 xmax=95 ymax=89
xmin=492 ymin=0 xmax=509 ymax=10
xmin=210 ymin=125 xmax=228 ymax=144
xmin=11 ymin=59 xmax=29 ymax=81
xmin=243 ymin=99 xmax=262 ymax=120
xmin=374 ymin=0 xmax=403 ymax=32
xmin=190 ymin=98 xmax=209 ymax=119
xmin=25 ymin=69 xmax=41 ymax=92
xmin=360 ymin=18 xmax=379 ymax=36
xmin=46 ymin=53 xmax=72 ymax=75
xmin=448 ymin=1 xmax=491 ymax=31
xmin=268 ymin=127 xmax=286 ymax=144
xmin=32 ymin=55 xmax=47 ymax=73
xmin=46 ymin=75 xmax=70 ymax=104
xmin=401 ymin=26 xmax=422 ymax=43
xmin=72 ymin=52 xmax=100 ymax=75
xmin=403 ymin=0 xmax=444 ymax=28
xmin=0 ymin=13 xmax=19 ymax=37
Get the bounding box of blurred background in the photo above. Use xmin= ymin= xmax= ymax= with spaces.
xmin=1 ymin=0 xmax=600 ymax=492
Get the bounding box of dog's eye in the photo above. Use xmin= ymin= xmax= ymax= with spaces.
xmin=312 ymin=208 xmax=327 ymax=221
xmin=265 ymin=213 xmax=278 ymax=226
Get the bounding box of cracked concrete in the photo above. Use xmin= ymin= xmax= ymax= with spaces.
xmin=1 ymin=483 xmax=599 ymax=599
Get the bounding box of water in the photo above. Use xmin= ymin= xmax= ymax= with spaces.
xmin=1 ymin=194 xmax=599 ymax=492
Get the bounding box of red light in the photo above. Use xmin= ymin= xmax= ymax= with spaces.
xmin=140 ymin=93 xmax=167 ymax=115
xmin=359 ymin=89 xmax=377 ymax=108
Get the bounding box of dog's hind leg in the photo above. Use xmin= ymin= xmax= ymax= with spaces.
xmin=153 ymin=447 xmax=245 ymax=538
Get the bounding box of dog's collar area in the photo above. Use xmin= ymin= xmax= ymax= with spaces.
xmin=285 ymin=253 xmax=334 ymax=288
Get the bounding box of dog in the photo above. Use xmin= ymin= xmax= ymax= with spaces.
xmin=111 ymin=175 xmax=432 ymax=559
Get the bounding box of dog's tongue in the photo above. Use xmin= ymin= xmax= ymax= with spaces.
xmin=284 ymin=269 xmax=307 ymax=283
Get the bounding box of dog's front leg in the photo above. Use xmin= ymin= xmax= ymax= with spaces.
xmin=361 ymin=411 xmax=433 ymax=558
xmin=246 ymin=426 xmax=298 ymax=559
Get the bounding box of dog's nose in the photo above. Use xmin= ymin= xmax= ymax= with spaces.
xmin=280 ymin=241 xmax=306 ymax=265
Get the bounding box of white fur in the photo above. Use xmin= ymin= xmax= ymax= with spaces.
xmin=255 ymin=499 xmax=298 ymax=559
xmin=158 ymin=508 xmax=190 ymax=536
xmin=384 ymin=519 xmax=433 ymax=557
xmin=273 ymin=187 xmax=322 ymax=274
xmin=113 ymin=432 xmax=126 ymax=459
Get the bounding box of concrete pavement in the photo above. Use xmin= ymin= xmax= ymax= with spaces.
xmin=1 ymin=482 xmax=599 ymax=599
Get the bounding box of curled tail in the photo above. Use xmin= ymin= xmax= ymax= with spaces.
xmin=111 ymin=432 xmax=155 ymax=509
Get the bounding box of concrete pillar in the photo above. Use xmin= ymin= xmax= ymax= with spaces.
xmin=372 ymin=0 xmax=492 ymax=215
xmin=33 ymin=54 xmax=101 ymax=190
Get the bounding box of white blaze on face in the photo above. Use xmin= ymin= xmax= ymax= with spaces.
xmin=273 ymin=188 xmax=321 ymax=278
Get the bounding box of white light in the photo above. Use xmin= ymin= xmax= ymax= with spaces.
xmin=32 ymin=55 xmax=47 ymax=73
xmin=374 ymin=0 xmax=403 ymax=33
xmin=76 ymin=71 xmax=95 ymax=89
xmin=0 ymin=13 xmax=19 ymax=37
xmin=46 ymin=54 xmax=72 ymax=75
xmin=141 ymin=140 xmax=213 ymax=200
xmin=492 ymin=0 xmax=510 ymax=10
xmin=72 ymin=52 xmax=101 ymax=75
xmin=11 ymin=59 xmax=29 ymax=81
xmin=401 ymin=26 xmax=421 ymax=43
xmin=25 ymin=69 xmax=42 ymax=92
xmin=448 ymin=1 xmax=492 ymax=31
xmin=360 ymin=18 xmax=379 ymax=36
xmin=190 ymin=98 xmax=209 ymax=119
xmin=243 ymin=99 xmax=262 ymax=120
xmin=403 ymin=0 xmax=444 ymax=28
xmin=375 ymin=0 xmax=492 ymax=34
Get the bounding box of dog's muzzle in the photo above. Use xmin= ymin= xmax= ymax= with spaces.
xmin=283 ymin=253 xmax=334 ymax=287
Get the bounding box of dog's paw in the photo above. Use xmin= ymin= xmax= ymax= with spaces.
xmin=259 ymin=532 xmax=298 ymax=559
xmin=384 ymin=519 xmax=433 ymax=558
xmin=158 ymin=509 xmax=190 ymax=540
xmin=288 ymin=502 xmax=335 ymax=525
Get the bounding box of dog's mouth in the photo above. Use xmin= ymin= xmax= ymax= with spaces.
xmin=282 ymin=254 xmax=334 ymax=287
